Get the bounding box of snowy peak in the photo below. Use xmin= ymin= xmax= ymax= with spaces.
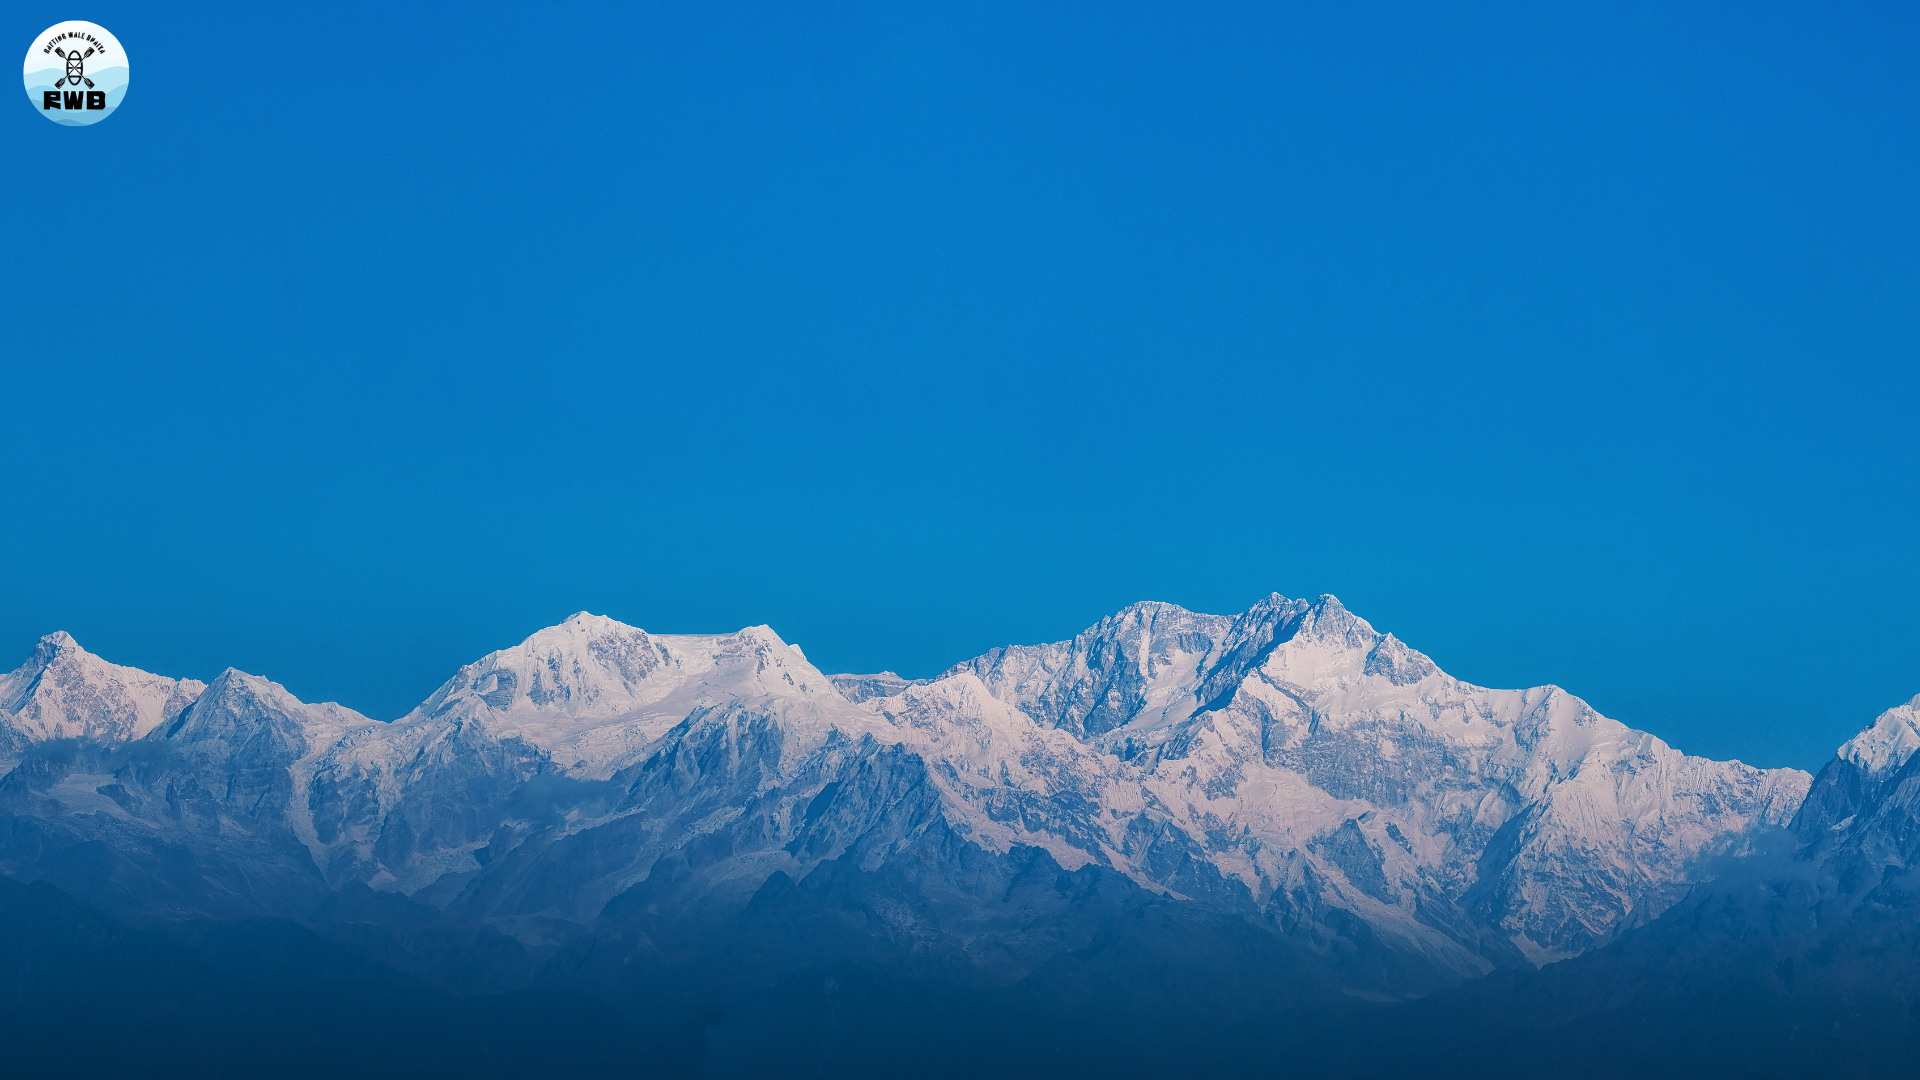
xmin=1835 ymin=694 xmax=1920 ymax=779
xmin=409 ymin=613 xmax=679 ymax=724
xmin=0 ymin=632 xmax=206 ymax=747
xmin=1191 ymin=593 xmax=1319 ymax=703
xmin=403 ymin=613 xmax=845 ymax=774
xmin=829 ymin=671 xmax=929 ymax=703
xmin=652 ymin=623 xmax=838 ymax=702
xmin=412 ymin=613 xmax=834 ymax=723
xmin=1793 ymin=694 xmax=1920 ymax=841
xmin=933 ymin=593 xmax=1431 ymax=750
xmin=157 ymin=668 xmax=372 ymax=755
xmin=938 ymin=599 xmax=1234 ymax=740
xmin=1360 ymin=632 xmax=1440 ymax=686
xmin=1198 ymin=593 xmax=1432 ymax=701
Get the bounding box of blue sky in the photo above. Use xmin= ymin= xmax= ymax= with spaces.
xmin=3 ymin=1 xmax=1916 ymax=770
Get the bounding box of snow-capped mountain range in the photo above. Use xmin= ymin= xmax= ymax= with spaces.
xmin=0 ymin=595 xmax=1821 ymax=988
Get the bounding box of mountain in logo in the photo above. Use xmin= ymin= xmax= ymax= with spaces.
xmin=23 ymin=21 xmax=131 ymax=126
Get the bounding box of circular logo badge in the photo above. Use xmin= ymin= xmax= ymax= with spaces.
xmin=23 ymin=21 xmax=128 ymax=126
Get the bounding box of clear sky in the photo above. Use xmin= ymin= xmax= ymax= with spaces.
xmin=4 ymin=1 xmax=1916 ymax=771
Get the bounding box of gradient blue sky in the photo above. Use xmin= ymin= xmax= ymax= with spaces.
xmin=4 ymin=1 xmax=1916 ymax=770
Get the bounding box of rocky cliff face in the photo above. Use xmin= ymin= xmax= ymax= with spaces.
xmin=0 ymin=596 xmax=1813 ymax=994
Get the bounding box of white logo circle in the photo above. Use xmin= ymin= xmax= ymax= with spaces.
xmin=23 ymin=21 xmax=128 ymax=126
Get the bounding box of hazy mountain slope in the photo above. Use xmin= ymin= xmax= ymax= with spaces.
xmin=0 ymin=874 xmax=694 ymax=1080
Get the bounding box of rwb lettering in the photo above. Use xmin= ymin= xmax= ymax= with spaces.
xmin=40 ymin=90 xmax=107 ymax=110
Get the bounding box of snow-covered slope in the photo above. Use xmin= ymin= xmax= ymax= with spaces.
xmin=0 ymin=633 xmax=204 ymax=752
